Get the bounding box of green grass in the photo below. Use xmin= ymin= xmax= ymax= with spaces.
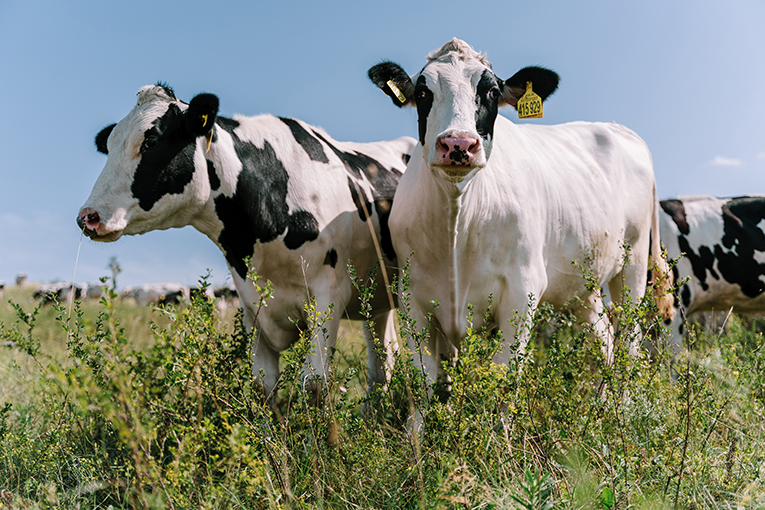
xmin=2 ymin=274 xmax=765 ymax=509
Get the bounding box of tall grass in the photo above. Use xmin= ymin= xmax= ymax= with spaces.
xmin=1 ymin=270 xmax=765 ymax=509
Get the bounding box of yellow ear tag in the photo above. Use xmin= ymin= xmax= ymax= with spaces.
xmin=205 ymin=127 xmax=213 ymax=154
xmin=517 ymin=81 xmax=543 ymax=119
xmin=386 ymin=80 xmax=407 ymax=104
xmin=201 ymin=114 xmax=209 ymax=128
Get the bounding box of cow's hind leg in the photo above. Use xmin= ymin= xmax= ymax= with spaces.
xmin=365 ymin=309 xmax=398 ymax=397
xmin=607 ymin=260 xmax=649 ymax=357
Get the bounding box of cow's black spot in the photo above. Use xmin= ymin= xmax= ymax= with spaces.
xmin=402 ymin=153 xmax=411 ymax=164
xmin=449 ymin=146 xmax=469 ymax=165
xmin=95 ymin=124 xmax=116 ymax=155
xmin=594 ymin=132 xmax=611 ymax=151
xmin=284 ymin=209 xmax=320 ymax=250
xmin=681 ymin=283 xmax=692 ymax=309
xmin=661 ymin=199 xmax=690 ymax=235
xmin=324 ymin=248 xmax=338 ymax=268
xmin=475 ymin=70 xmax=500 ymax=142
xmin=132 ymin=104 xmax=197 ymax=211
xmin=415 ymin=75 xmax=433 ymax=146
xmin=207 ymin=159 xmax=220 ymax=191
xmin=213 ymin=126 xmax=319 ymax=277
xmin=347 ymin=176 xmax=371 ymax=222
xmin=215 ymin=116 xmax=240 ymax=131
xmin=375 ymin=198 xmax=396 ymax=261
xmin=279 ymin=117 xmax=329 ymax=163
xmin=714 ymin=197 xmax=765 ymax=298
xmin=678 ymin=235 xmax=717 ymax=291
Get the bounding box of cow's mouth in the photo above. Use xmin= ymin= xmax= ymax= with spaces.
xmin=76 ymin=210 xmax=122 ymax=242
xmin=432 ymin=162 xmax=482 ymax=180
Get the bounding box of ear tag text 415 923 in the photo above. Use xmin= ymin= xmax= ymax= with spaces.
xmin=517 ymin=81 xmax=543 ymax=119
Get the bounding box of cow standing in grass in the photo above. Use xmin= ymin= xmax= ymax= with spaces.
xmin=368 ymin=39 xmax=672 ymax=423
xmin=77 ymin=84 xmax=416 ymax=399
xmin=660 ymin=195 xmax=765 ymax=353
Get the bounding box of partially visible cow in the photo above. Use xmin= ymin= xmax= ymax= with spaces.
xmin=0 ymin=281 xmax=4 ymax=300
xmin=368 ymin=38 xmax=672 ymax=420
xmin=123 ymin=283 xmax=191 ymax=306
xmin=33 ymin=282 xmax=88 ymax=304
xmin=213 ymin=284 xmax=240 ymax=316
xmin=660 ymin=195 xmax=765 ymax=353
xmin=77 ymin=84 xmax=416 ymax=399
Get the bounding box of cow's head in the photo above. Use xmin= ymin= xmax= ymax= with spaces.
xmin=369 ymin=38 xmax=558 ymax=181
xmin=78 ymin=84 xmax=219 ymax=241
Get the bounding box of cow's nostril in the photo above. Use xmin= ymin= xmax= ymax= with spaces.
xmin=87 ymin=212 xmax=100 ymax=223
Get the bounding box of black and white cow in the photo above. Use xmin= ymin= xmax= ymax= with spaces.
xmin=77 ymin=84 xmax=416 ymax=398
xmin=660 ymin=195 xmax=765 ymax=353
xmin=368 ymin=39 xmax=672 ymax=413
xmin=33 ymin=282 xmax=88 ymax=304
xmin=122 ymin=283 xmax=190 ymax=306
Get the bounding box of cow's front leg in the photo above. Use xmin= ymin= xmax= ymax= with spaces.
xmin=493 ymin=291 xmax=541 ymax=368
xmin=250 ymin=330 xmax=281 ymax=402
xmin=300 ymin=294 xmax=342 ymax=404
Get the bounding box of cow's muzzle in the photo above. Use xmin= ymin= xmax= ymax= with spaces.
xmin=435 ymin=134 xmax=480 ymax=167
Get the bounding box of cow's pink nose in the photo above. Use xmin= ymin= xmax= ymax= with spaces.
xmin=77 ymin=208 xmax=101 ymax=236
xmin=436 ymin=135 xmax=480 ymax=166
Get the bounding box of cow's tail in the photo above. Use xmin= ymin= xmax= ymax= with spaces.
xmin=649 ymin=185 xmax=675 ymax=321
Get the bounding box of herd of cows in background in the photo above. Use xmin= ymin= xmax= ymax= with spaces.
xmin=27 ymin=38 xmax=762 ymax=422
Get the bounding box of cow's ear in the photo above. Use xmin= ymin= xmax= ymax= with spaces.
xmin=500 ymin=66 xmax=559 ymax=108
xmin=368 ymin=61 xmax=415 ymax=107
xmin=95 ymin=123 xmax=116 ymax=155
xmin=185 ymin=93 xmax=219 ymax=136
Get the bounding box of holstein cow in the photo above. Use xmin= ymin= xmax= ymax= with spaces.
xmin=123 ymin=283 xmax=190 ymax=307
xmin=660 ymin=195 xmax=765 ymax=353
xmin=77 ymin=84 xmax=416 ymax=399
xmin=368 ymin=39 xmax=672 ymax=410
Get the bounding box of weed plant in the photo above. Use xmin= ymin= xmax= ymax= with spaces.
xmin=1 ymin=268 xmax=765 ymax=509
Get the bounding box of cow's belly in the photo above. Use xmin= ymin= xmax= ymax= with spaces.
xmin=690 ymin=278 xmax=765 ymax=314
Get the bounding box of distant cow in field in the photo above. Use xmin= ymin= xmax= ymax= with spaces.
xmin=33 ymin=282 xmax=88 ymax=304
xmin=77 ymin=84 xmax=415 ymax=398
xmin=368 ymin=38 xmax=672 ymax=415
xmin=122 ymin=283 xmax=190 ymax=306
xmin=213 ymin=284 xmax=240 ymax=316
xmin=660 ymin=195 xmax=765 ymax=353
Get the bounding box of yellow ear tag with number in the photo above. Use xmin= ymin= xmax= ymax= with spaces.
xmin=386 ymin=80 xmax=407 ymax=104
xmin=517 ymin=81 xmax=543 ymax=119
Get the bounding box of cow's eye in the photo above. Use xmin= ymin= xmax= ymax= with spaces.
xmin=415 ymin=88 xmax=430 ymax=101
xmin=488 ymin=88 xmax=500 ymax=100
xmin=141 ymin=137 xmax=158 ymax=153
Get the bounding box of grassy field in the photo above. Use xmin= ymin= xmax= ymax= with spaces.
xmin=2 ymin=276 xmax=765 ymax=509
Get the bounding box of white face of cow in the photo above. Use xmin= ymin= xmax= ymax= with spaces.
xmin=368 ymin=38 xmax=559 ymax=182
xmin=78 ymin=85 xmax=218 ymax=241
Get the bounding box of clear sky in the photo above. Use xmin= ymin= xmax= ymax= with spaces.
xmin=1 ymin=0 xmax=763 ymax=289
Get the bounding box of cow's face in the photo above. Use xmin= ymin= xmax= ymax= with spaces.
xmin=369 ymin=38 xmax=559 ymax=181
xmin=78 ymin=85 xmax=218 ymax=241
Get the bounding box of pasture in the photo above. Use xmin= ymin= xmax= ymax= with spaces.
xmin=2 ymin=272 xmax=765 ymax=509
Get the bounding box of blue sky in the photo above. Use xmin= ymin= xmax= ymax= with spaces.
xmin=1 ymin=0 xmax=763 ymax=289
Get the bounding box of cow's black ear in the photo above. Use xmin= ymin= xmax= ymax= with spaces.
xmin=95 ymin=123 xmax=116 ymax=155
xmin=501 ymin=66 xmax=559 ymax=108
xmin=368 ymin=61 xmax=415 ymax=107
xmin=186 ymin=93 xmax=219 ymax=136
